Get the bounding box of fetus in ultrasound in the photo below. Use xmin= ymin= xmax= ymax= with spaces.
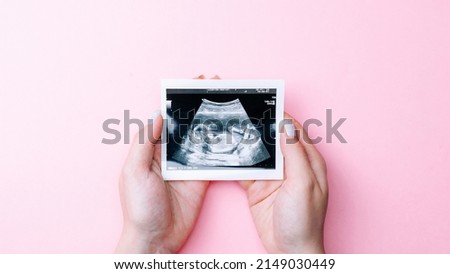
xmin=172 ymin=99 xmax=270 ymax=166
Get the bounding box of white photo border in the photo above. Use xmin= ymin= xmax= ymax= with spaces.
xmin=161 ymin=79 xmax=284 ymax=181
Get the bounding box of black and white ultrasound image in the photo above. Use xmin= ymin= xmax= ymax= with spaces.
xmin=166 ymin=88 xmax=277 ymax=169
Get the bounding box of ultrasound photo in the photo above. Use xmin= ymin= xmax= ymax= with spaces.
xmin=161 ymin=80 xmax=284 ymax=180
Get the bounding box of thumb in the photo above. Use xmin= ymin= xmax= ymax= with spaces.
xmin=280 ymin=119 xmax=313 ymax=180
xmin=124 ymin=110 xmax=162 ymax=171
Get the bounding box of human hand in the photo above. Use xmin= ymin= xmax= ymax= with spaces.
xmin=240 ymin=112 xmax=328 ymax=253
xmin=115 ymin=112 xmax=210 ymax=253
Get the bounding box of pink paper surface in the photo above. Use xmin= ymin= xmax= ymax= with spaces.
xmin=0 ymin=1 xmax=449 ymax=253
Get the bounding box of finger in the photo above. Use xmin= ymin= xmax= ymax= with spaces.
xmin=280 ymin=120 xmax=315 ymax=182
xmin=194 ymin=74 xmax=206 ymax=79
xmin=210 ymin=75 xmax=221 ymax=80
xmin=284 ymin=112 xmax=328 ymax=192
xmin=284 ymin=113 xmax=326 ymax=169
xmin=239 ymin=180 xmax=255 ymax=191
xmin=124 ymin=111 xmax=163 ymax=172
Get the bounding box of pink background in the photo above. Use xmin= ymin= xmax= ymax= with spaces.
xmin=1 ymin=1 xmax=449 ymax=253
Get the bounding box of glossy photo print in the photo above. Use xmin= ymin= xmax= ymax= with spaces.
xmin=161 ymin=80 xmax=284 ymax=180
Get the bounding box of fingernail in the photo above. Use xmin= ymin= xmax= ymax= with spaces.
xmin=284 ymin=123 xmax=296 ymax=138
xmin=150 ymin=109 xmax=161 ymax=119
